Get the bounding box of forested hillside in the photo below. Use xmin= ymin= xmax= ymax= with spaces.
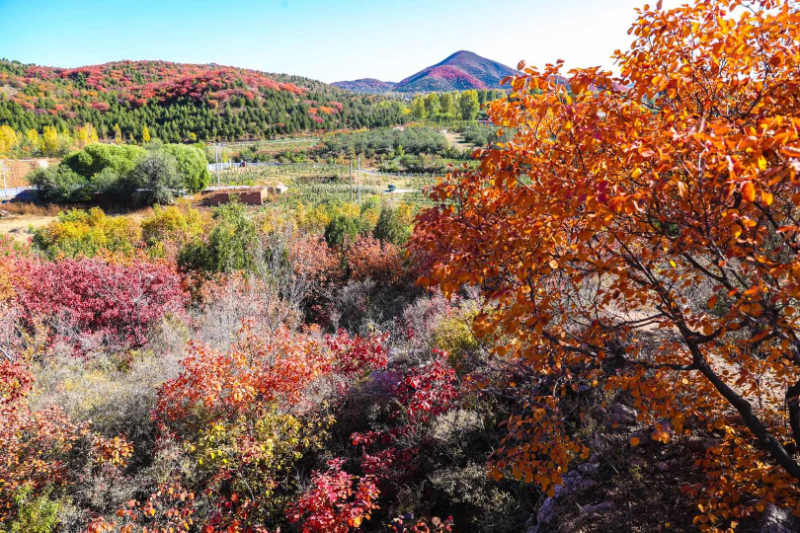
xmin=0 ymin=60 xmax=407 ymax=143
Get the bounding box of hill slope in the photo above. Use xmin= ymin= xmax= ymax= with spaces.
xmin=331 ymin=78 xmax=397 ymax=94
xmin=0 ymin=60 xmax=407 ymax=143
xmin=394 ymin=50 xmax=518 ymax=92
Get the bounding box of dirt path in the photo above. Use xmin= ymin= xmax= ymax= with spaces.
xmin=0 ymin=215 xmax=57 ymax=243
xmin=441 ymin=130 xmax=472 ymax=151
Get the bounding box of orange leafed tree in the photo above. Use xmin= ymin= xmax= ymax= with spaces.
xmin=413 ymin=0 xmax=800 ymax=526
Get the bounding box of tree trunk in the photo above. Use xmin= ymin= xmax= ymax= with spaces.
xmin=693 ymin=353 xmax=800 ymax=480
xmin=786 ymin=378 xmax=800 ymax=453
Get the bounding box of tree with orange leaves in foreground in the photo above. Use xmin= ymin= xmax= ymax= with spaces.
xmin=413 ymin=0 xmax=800 ymax=527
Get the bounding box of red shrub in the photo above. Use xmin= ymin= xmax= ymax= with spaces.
xmin=155 ymin=325 xmax=387 ymax=428
xmin=350 ymin=351 xmax=460 ymax=485
xmin=286 ymin=458 xmax=380 ymax=533
xmin=346 ymin=236 xmax=403 ymax=285
xmin=392 ymin=350 xmax=459 ymax=425
xmin=11 ymin=257 xmax=187 ymax=348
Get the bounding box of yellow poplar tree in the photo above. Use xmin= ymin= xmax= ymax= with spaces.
xmin=76 ymin=126 xmax=90 ymax=148
xmin=0 ymin=125 xmax=20 ymax=155
xmin=142 ymin=126 xmax=151 ymax=143
xmin=42 ymin=126 xmax=60 ymax=156
xmin=24 ymin=129 xmax=41 ymax=155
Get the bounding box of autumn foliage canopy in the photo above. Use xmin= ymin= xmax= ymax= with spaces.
xmin=414 ymin=0 xmax=800 ymax=526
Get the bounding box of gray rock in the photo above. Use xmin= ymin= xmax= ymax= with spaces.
xmin=608 ymin=403 xmax=637 ymax=426
xmin=583 ymin=500 xmax=615 ymax=515
xmin=760 ymin=504 xmax=800 ymax=533
xmin=534 ymin=470 xmax=603 ymax=529
xmin=537 ymin=496 xmax=557 ymax=525
xmin=555 ymin=470 xmax=598 ymax=497
xmin=578 ymin=462 xmax=601 ymax=478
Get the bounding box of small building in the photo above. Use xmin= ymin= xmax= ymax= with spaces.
xmin=202 ymin=182 xmax=288 ymax=206
xmin=204 ymin=187 xmax=269 ymax=206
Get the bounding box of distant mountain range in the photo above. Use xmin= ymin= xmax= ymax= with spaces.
xmin=333 ymin=50 xmax=518 ymax=94
xmin=330 ymin=78 xmax=398 ymax=95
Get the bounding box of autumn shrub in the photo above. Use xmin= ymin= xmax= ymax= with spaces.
xmin=0 ymin=360 xmax=132 ymax=527
xmin=427 ymin=463 xmax=522 ymax=532
xmin=288 ymin=232 xmax=344 ymax=324
xmin=32 ymin=207 xmax=141 ymax=259
xmin=430 ymin=305 xmax=480 ymax=369
xmin=4 ymin=486 xmax=62 ymax=533
xmin=286 ymin=458 xmax=380 ymax=533
xmin=288 ymin=233 xmax=341 ymax=283
xmin=11 ymin=256 xmax=186 ymax=348
xmin=140 ymin=204 xmax=209 ymax=257
xmin=195 ymin=272 xmax=301 ymax=349
xmin=30 ymin=330 xmax=187 ymax=473
xmin=147 ymin=325 xmax=388 ymax=529
xmin=387 ymin=515 xmax=455 ymax=532
xmin=350 ymin=350 xmax=461 ymax=488
xmin=0 ymin=301 xmax=27 ymax=364
xmin=397 ymin=289 xmax=484 ymax=365
xmin=346 ymin=235 xmax=403 ymax=285
xmin=256 ymin=206 xmax=295 ymax=235
xmin=294 ymin=201 xmax=334 ymax=234
xmin=359 ymin=195 xmax=382 ymax=234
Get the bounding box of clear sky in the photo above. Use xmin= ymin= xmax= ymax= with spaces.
xmin=0 ymin=0 xmax=670 ymax=83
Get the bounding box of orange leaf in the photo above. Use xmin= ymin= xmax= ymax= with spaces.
xmin=741 ymin=181 xmax=756 ymax=202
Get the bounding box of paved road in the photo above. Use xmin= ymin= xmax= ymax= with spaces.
xmin=0 ymin=187 xmax=34 ymax=202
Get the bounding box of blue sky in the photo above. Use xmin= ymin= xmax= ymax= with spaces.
xmin=0 ymin=0 xmax=670 ymax=83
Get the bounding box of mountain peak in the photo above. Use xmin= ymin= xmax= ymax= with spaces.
xmin=436 ymin=50 xmax=481 ymax=63
xmin=331 ymin=51 xmax=516 ymax=94
xmin=394 ymin=50 xmax=517 ymax=93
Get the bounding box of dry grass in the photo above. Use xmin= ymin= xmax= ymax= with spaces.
xmin=1 ymin=202 xmax=64 ymax=216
